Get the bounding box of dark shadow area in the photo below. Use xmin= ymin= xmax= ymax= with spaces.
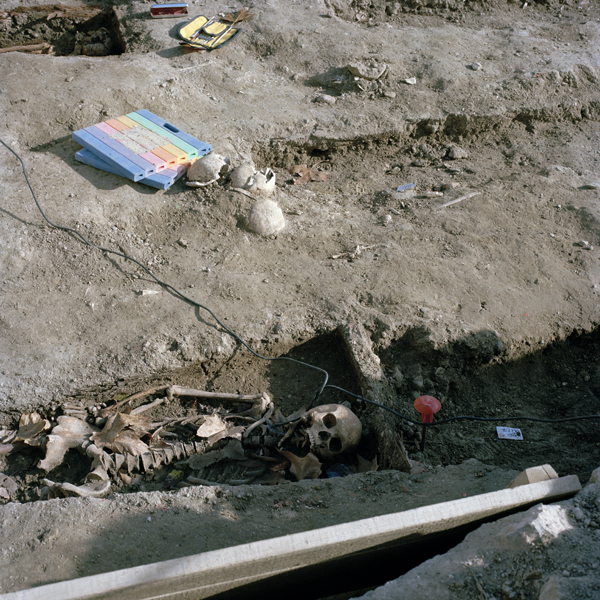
xmin=304 ymin=66 xmax=356 ymax=96
xmin=31 ymin=136 xmax=170 ymax=195
xmin=378 ymin=325 xmax=600 ymax=479
xmin=0 ymin=6 xmax=125 ymax=56
xmin=207 ymin=494 xmax=577 ymax=600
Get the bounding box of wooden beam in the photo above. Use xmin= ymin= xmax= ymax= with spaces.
xmin=1 ymin=475 xmax=580 ymax=600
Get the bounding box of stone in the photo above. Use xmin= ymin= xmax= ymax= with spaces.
xmin=347 ymin=62 xmax=388 ymax=80
xmin=494 ymin=504 xmax=574 ymax=552
xmin=315 ymin=94 xmax=336 ymax=105
xmin=247 ymin=200 xmax=285 ymax=236
xmin=447 ymin=145 xmax=469 ymax=160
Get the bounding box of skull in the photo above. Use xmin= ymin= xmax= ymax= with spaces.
xmin=300 ymin=404 xmax=362 ymax=460
xmin=186 ymin=153 xmax=229 ymax=187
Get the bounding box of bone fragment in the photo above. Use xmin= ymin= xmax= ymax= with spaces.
xmin=168 ymin=386 xmax=266 ymax=402
xmin=99 ymin=385 xmax=169 ymax=417
xmin=131 ymin=397 xmax=166 ymax=415
xmin=243 ymin=406 xmax=275 ymax=438
xmin=0 ymin=42 xmax=51 ymax=53
xmin=42 ymin=478 xmax=111 ymax=498
xmin=436 ymin=191 xmax=480 ymax=209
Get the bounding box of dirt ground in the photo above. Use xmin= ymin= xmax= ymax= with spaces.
xmin=1 ymin=0 xmax=600 ymax=597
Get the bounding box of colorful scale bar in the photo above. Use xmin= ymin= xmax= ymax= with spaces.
xmin=75 ymin=149 xmax=185 ymax=190
xmin=72 ymin=110 xmax=211 ymax=188
xmin=126 ymin=113 xmax=198 ymax=160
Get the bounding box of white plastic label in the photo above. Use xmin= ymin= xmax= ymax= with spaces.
xmin=496 ymin=426 xmax=523 ymax=440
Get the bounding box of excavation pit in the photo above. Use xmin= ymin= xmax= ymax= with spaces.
xmin=1 ymin=331 xmax=383 ymax=502
xmin=0 ymin=5 xmax=125 ymax=56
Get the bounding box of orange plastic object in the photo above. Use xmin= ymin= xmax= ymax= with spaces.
xmin=414 ymin=396 xmax=441 ymax=423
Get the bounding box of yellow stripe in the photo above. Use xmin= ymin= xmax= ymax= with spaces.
xmin=162 ymin=143 xmax=187 ymax=162
xmin=116 ymin=115 xmax=139 ymax=129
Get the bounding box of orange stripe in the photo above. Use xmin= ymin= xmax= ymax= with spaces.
xmin=151 ymin=147 xmax=178 ymax=167
xmin=162 ymin=143 xmax=187 ymax=163
xmin=105 ymin=119 xmax=128 ymax=131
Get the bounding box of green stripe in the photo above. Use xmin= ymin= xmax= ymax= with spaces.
xmin=126 ymin=113 xmax=198 ymax=159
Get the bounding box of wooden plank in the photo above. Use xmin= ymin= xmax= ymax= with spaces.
xmin=0 ymin=475 xmax=580 ymax=600
xmin=507 ymin=464 xmax=559 ymax=488
xmin=72 ymin=131 xmax=146 ymax=181
xmin=126 ymin=112 xmax=198 ymax=160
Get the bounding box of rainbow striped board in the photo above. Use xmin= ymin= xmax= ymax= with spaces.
xmin=72 ymin=110 xmax=211 ymax=189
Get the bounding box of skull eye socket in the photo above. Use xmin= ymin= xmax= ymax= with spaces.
xmin=322 ymin=413 xmax=337 ymax=428
xmin=328 ymin=437 xmax=342 ymax=454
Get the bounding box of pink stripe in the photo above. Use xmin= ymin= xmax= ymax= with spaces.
xmin=94 ymin=122 xmax=119 ymax=136
xmin=162 ymin=165 xmax=186 ymax=178
xmin=140 ymin=152 xmax=166 ymax=171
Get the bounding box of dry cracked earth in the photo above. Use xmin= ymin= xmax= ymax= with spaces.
xmin=1 ymin=0 xmax=600 ymax=598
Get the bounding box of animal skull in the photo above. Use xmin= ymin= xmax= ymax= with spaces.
xmin=300 ymin=404 xmax=362 ymax=460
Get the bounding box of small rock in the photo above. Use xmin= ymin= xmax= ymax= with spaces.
xmin=577 ymin=240 xmax=591 ymax=248
xmin=176 ymin=238 xmax=188 ymax=248
xmin=315 ymin=94 xmax=336 ymax=105
xmin=347 ymin=62 xmax=388 ymax=80
xmin=380 ymin=214 xmax=392 ymax=226
xmin=390 ymin=189 xmax=416 ymax=201
xmin=434 ymin=182 xmax=460 ymax=191
xmin=401 ymin=77 xmax=417 ymax=85
xmin=65 ymin=76 xmax=74 ymax=82
xmin=590 ymin=467 xmax=600 ymax=483
xmin=383 ymin=91 xmax=396 ymax=98
xmin=470 ymin=62 xmax=482 ymax=70
xmin=248 ymin=199 xmax=285 ymax=236
xmin=572 ymin=506 xmax=585 ymax=520
xmin=582 ymin=182 xmax=599 ymax=189
xmin=447 ymin=145 xmax=469 ymax=160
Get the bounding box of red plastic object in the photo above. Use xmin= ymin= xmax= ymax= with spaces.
xmin=414 ymin=396 xmax=441 ymax=423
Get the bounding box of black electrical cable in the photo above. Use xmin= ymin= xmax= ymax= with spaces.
xmin=3 ymin=136 xmax=600 ymax=429
xmin=324 ymin=385 xmax=600 ymax=426
xmin=0 ymin=137 xmax=328 ymax=406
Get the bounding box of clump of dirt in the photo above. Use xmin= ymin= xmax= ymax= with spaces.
xmin=378 ymin=326 xmax=600 ymax=480
xmin=0 ymin=5 xmax=125 ymax=56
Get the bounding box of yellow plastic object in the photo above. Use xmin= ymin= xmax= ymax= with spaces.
xmin=178 ymin=15 xmax=240 ymax=50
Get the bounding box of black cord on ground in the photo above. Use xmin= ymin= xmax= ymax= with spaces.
xmin=324 ymin=385 xmax=600 ymax=426
xmin=0 ymin=137 xmax=328 ymax=406
xmin=3 ymin=136 xmax=600 ymax=428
